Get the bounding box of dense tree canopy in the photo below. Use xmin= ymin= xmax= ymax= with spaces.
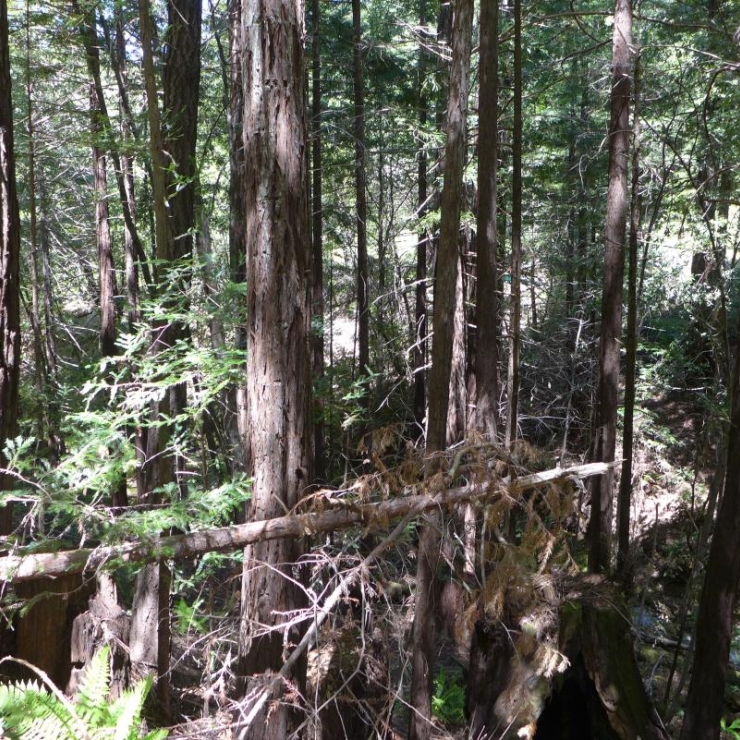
xmin=1 ymin=0 xmax=740 ymax=738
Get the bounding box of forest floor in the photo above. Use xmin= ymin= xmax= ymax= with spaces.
xmin=161 ymin=390 xmax=729 ymax=740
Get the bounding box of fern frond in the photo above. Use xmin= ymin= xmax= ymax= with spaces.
xmin=0 ymin=649 xmax=166 ymax=740
xmin=75 ymin=646 xmax=111 ymax=731
xmin=108 ymin=677 xmax=151 ymax=740
xmin=0 ymin=680 xmax=77 ymax=740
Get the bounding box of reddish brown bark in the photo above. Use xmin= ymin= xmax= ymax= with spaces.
xmin=311 ymin=0 xmax=326 ymax=480
xmin=680 ymin=309 xmax=740 ymax=739
xmin=353 ymin=0 xmax=370 ymax=418
xmin=0 ymin=0 xmax=21 ymax=537
xmin=588 ymin=0 xmax=631 ymax=573
xmin=411 ymin=1 xmax=474 ymax=738
xmin=506 ymin=0 xmax=522 ymax=448
xmin=474 ymin=0 xmax=499 ymax=441
xmin=237 ymin=0 xmax=312 ymax=736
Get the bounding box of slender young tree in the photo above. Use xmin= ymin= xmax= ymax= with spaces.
xmin=236 ymin=0 xmax=312 ymax=736
xmin=90 ymin=73 xmax=128 ymax=510
xmin=113 ymin=9 xmax=140 ymax=330
xmin=131 ymin=0 xmax=201 ymax=713
xmin=413 ymin=1 xmax=433 ymax=435
xmin=25 ymin=7 xmax=46 ymax=442
xmin=588 ymin=0 xmax=631 ymax=573
xmin=410 ymin=1 xmax=474 ymax=737
xmin=617 ymin=49 xmax=641 ymax=579
xmin=311 ymin=0 xmax=326 ymax=480
xmin=353 ymin=0 xmax=370 ymax=418
xmin=506 ymin=0 xmax=522 ymax=448
xmin=0 ymin=0 xmax=21 ymax=538
xmin=474 ymin=0 xmax=498 ymax=440
xmin=75 ymin=2 xmax=152 ymax=293
xmin=221 ymin=0 xmax=248 ymax=475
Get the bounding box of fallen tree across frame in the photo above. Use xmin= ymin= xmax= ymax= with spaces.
xmin=0 ymin=461 xmax=616 ymax=584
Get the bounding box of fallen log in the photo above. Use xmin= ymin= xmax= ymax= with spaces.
xmin=0 ymin=461 xmax=614 ymax=584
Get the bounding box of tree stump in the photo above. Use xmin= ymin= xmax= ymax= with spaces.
xmin=0 ymin=573 xmax=93 ymax=688
xmin=466 ymin=578 xmax=669 ymax=740
xmin=67 ymin=573 xmax=130 ymax=699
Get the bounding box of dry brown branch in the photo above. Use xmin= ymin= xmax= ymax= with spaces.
xmin=0 ymin=461 xmax=616 ymax=584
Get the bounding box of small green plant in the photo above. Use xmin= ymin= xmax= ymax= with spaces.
xmin=174 ymin=597 xmax=209 ymax=635
xmin=0 ymin=647 xmax=168 ymax=740
xmin=431 ymin=667 xmax=466 ymax=726
xmin=721 ymin=717 xmax=740 ymax=739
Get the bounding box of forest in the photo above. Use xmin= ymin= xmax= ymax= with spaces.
xmin=1 ymin=0 xmax=740 ymax=737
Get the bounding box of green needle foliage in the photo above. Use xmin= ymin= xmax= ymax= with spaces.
xmin=0 ymin=647 xmax=168 ymax=740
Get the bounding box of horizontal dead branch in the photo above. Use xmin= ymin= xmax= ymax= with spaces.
xmin=0 ymin=461 xmax=615 ymax=585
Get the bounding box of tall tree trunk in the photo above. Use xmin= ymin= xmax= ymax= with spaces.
xmin=236 ymin=1 xmax=312 ymax=737
xmin=424 ymin=0 xmax=473 ymax=456
xmin=162 ymin=0 xmax=201 ymax=498
xmin=352 ymin=0 xmax=370 ymax=419
xmin=505 ymin=0 xmax=522 ymax=448
xmin=447 ymin=253 xmax=467 ymax=444
xmin=133 ymin=0 xmax=201 ymax=714
xmin=679 ymin=320 xmax=740 ymax=740
xmin=137 ymin=0 xmax=201 ymax=490
xmin=617 ymin=50 xmax=641 ymax=581
xmin=588 ymin=0 xmax=631 ymax=574
xmin=114 ymin=11 xmax=140 ymax=330
xmin=410 ymin=2 xmax=474 ymax=738
xmin=25 ymin=12 xmax=46 ymax=443
xmin=76 ymin=3 xmax=153 ymax=293
xmin=413 ymin=2 xmax=430 ymax=435
xmin=91 ymin=83 xmax=117 ymax=361
xmin=223 ymin=0 xmax=248 ymax=477
xmin=0 ymin=0 xmax=21 ymax=537
xmin=39 ymin=188 xmax=57 ymax=383
xmin=474 ymin=0 xmax=498 ymax=440
xmin=311 ymin=0 xmax=326 ymax=481
xmin=90 ymin=76 xmax=128 ymax=510
xmin=134 ymin=0 xmax=173 ymax=713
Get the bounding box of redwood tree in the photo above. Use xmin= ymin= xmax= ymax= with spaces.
xmin=132 ymin=0 xmax=201 ymax=712
xmin=506 ymin=0 xmax=522 ymax=448
xmin=410 ymin=1 xmax=474 ymax=737
xmin=353 ymin=0 xmax=370 ymax=418
xmin=311 ymin=0 xmax=325 ymax=480
xmin=679 ymin=292 xmax=740 ymax=734
xmin=588 ymin=0 xmax=631 ymax=573
xmin=474 ymin=0 xmax=498 ymax=440
xmin=413 ymin=0 xmax=429 ymax=434
xmin=237 ymin=0 xmax=313 ymax=737
xmin=0 ymin=0 xmax=21 ymax=537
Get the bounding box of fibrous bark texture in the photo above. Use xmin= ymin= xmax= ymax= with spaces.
xmin=588 ymin=0 xmax=631 ymax=573
xmin=679 ymin=297 xmax=740 ymax=740
xmin=467 ymin=583 xmax=669 ymax=740
xmin=237 ymin=0 xmax=312 ymax=736
xmin=474 ymin=0 xmax=499 ymax=440
xmin=0 ymin=0 xmax=21 ymax=537
xmin=411 ymin=3 xmax=474 ymax=737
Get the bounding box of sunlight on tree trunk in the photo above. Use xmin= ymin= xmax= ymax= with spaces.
xmin=411 ymin=1 xmax=474 ymax=737
xmin=236 ymin=0 xmax=312 ymax=736
xmin=588 ymin=0 xmax=631 ymax=574
xmin=474 ymin=0 xmax=499 ymax=441
xmin=0 ymin=0 xmax=21 ymax=538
